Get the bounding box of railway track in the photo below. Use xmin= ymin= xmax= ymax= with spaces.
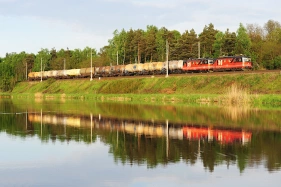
xmin=81 ymin=69 xmax=281 ymax=81
xmin=26 ymin=69 xmax=281 ymax=82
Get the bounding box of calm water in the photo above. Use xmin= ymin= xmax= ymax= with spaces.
xmin=0 ymin=99 xmax=281 ymax=187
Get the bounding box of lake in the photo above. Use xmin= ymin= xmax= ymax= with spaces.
xmin=0 ymin=98 xmax=280 ymax=186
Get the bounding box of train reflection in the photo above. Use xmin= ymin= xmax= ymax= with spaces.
xmin=183 ymin=127 xmax=251 ymax=144
xmin=28 ymin=113 xmax=251 ymax=144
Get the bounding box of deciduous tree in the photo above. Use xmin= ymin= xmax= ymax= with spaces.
xmin=235 ymin=23 xmax=251 ymax=56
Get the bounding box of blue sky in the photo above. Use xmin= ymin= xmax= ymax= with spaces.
xmin=0 ymin=0 xmax=280 ymax=57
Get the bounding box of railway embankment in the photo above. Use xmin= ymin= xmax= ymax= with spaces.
xmin=8 ymin=72 xmax=281 ymax=105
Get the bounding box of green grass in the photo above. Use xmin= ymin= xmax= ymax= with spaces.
xmin=7 ymin=72 xmax=281 ymax=105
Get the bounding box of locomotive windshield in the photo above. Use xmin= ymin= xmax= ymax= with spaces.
xmin=208 ymin=59 xmax=214 ymax=64
xmin=242 ymin=57 xmax=251 ymax=62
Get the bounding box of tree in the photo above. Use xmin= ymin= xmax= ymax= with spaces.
xmin=213 ymin=31 xmax=224 ymax=58
xmin=108 ymin=29 xmax=120 ymax=65
xmin=177 ymin=29 xmax=199 ymax=59
xmin=126 ymin=29 xmax=135 ymax=64
xmin=176 ymin=30 xmax=190 ymax=59
xmin=247 ymin=24 xmax=264 ymax=68
xmin=97 ymin=46 xmax=111 ymax=67
xmin=145 ymin=25 xmax=158 ymax=62
xmin=132 ymin=29 xmax=145 ymax=63
xmin=199 ymin=23 xmax=218 ymax=57
xmin=119 ymin=29 xmax=128 ymax=65
xmin=23 ymin=54 xmax=35 ymax=77
xmin=33 ymin=48 xmax=51 ymax=72
xmin=49 ymin=48 xmax=59 ymax=70
xmin=273 ymin=56 xmax=281 ymax=69
xmin=167 ymin=30 xmax=181 ymax=60
xmin=79 ymin=47 xmax=98 ymax=68
xmin=264 ymin=20 xmax=281 ymax=40
xmin=156 ymin=27 xmax=169 ymax=61
xmin=261 ymin=20 xmax=281 ymax=69
xmin=235 ymin=23 xmax=251 ymax=56
xmin=223 ymin=29 xmax=236 ymax=56
xmin=188 ymin=29 xmax=199 ymax=58
xmin=71 ymin=49 xmax=82 ymax=68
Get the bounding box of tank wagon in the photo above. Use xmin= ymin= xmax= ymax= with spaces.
xmin=28 ymin=55 xmax=252 ymax=80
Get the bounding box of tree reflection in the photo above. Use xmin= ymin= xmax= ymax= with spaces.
xmin=1 ymin=99 xmax=281 ymax=173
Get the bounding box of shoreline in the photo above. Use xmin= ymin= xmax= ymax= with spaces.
xmin=2 ymin=92 xmax=281 ymax=109
xmin=1 ymin=72 xmax=281 ymax=106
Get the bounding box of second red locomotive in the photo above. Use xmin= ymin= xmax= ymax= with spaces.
xmin=183 ymin=55 xmax=252 ymax=72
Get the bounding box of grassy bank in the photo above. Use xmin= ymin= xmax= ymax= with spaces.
xmin=8 ymin=72 xmax=281 ymax=105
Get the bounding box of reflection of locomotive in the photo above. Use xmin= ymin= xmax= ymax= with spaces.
xmin=183 ymin=127 xmax=251 ymax=144
xmin=28 ymin=113 xmax=251 ymax=144
xmin=28 ymin=55 xmax=252 ymax=80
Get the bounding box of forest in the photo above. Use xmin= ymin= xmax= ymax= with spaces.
xmin=1 ymin=20 xmax=281 ymax=91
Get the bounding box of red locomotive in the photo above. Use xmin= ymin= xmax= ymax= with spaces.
xmin=182 ymin=58 xmax=214 ymax=72
xmin=182 ymin=55 xmax=252 ymax=72
xmin=212 ymin=56 xmax=252 ymax=71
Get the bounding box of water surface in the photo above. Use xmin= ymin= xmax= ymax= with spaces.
xmin=0 ymin=99 xmax=280 ymax=186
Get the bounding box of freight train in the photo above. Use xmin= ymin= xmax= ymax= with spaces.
xmin=28 ymin=55 xmax=252 ymax=80
xmin=28 ymin=113 xmax=252 ymax=144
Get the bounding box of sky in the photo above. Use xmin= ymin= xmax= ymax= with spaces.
xmin=0 ymin=0 xmax=280 ymax=58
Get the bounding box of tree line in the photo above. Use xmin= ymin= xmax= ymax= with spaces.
xmin=1 ymin=20 xmax=281 ymax=91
